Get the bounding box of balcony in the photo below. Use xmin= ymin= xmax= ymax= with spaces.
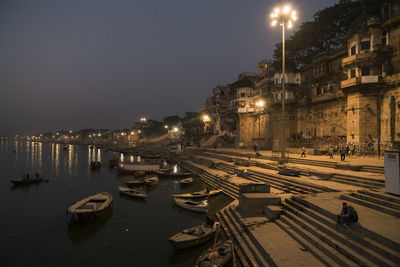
xmin=342 ymin=52 xmax=377 ymax=68
xmin=341 ymin=75 xmax=379 ymax=89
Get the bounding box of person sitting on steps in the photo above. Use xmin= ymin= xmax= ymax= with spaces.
xmin=337 ymin=202 xmax=358 ymax=226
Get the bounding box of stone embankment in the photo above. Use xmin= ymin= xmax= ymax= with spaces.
xmin=178 ymin=147 xmax=400 ymax=267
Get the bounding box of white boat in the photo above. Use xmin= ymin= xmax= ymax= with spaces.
xmin=144 ymin=176 xmax=159 ymax=186
xmin=179 ymin=177 xmax=194 ymax=184
xmin=174 ymin=197 xmax=208 ymax=213
xmin=67 ymin=192 xmax=113 ymax=220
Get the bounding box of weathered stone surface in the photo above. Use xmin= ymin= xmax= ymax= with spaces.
xmin=239 ymin=183 xmax=270 ymax=193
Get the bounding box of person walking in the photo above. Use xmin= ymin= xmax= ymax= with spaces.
xmin=329 ymin=146 xmax=334 ymax=159
xmin=301 ymin=147 xmax=306 ymax=158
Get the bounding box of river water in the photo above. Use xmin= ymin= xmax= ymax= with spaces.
xmin=0 ymin=140 xmax=233 ymax=267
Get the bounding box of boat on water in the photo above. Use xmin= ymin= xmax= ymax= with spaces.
xmin=125 ymin=179 xmax=145 ymax=186
xmin=67 ymin=192 xmax=113 ymax=220
xmin=109 ymin=159 xmax=119 ymax=169
xmin=169 ymin=221 xmax=218 ymax=250
xmin=90 ymin=161 xmax=101 ymax=170
xmin=117 ymin=162 xmax=160 ymax=175
xmin=10 ymin=176 xmax=44 ymax=186
xmin=174 ymin=197 xmax=208 ymax=212
xmin=144 ymin=176 xmax=159 ymax=186
xmin=155 ymin=171 xmax=193 ymax=178
xmin=172 ymin=189 xmax=222 ymax=199
xmin=179 ymin=177 xmax=194 ymax=184
xmin=118 ymin=186 xmax=147 ymax=199
xmin=194 ymin=240 xmax=233 ymax=267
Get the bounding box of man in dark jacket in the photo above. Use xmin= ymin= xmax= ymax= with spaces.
xmin=337 ymin=202 xmax=358 ymax=226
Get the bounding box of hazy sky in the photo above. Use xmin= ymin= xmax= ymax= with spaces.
xmin=0 ymin=0 xmax=337 ymax=135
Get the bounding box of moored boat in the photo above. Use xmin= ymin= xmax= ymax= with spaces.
xmin=125 ymin=179 xmax=145 ymax=186
xmin=109 ymin=159 xmax=119 ymax=169
xmin=179 ymin=177 xmax=194 ymax=184
xmin=194 ymin=240 xmax=233 ymax=267
xmin=144 ymin=176 xmax=159 ymax=186
xmin=169 ymin=222 xmax=218 ymax=250
xmin=10 ymin=176 xmax=43 ymax=186
xmin=155 ymin=171 xmax=193 ymax=178
xmin=174 ymin=197 xmax=208 ymax=212
xmin=172 ymin=189 xmax=222 ymax=199
xmin=90 ymin=161 xmax=101 ymax=170
xmin=118 ymin=186 xmax=147 ymax=199
xmin=67 ymin=192 xmax=113 ymax=220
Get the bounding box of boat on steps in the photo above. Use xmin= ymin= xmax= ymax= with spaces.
xmin=172 ymin=189 xmax=222 ymax=199
xmin=10 ymin=176 xmax=44 ymax=186
xmin=179 ymin=177 xmax=194 ymax=184
xmin=144 ymin=176 xmax=159 ymax=186
xmin=169 ymin=222 xmax=218 ymax=250
xmin=118 ymin=186 xmax=147 ymax=199
xmin=194 ymin=240 xmax=233 ymax=267
xmin=67 ymin=192 xmax=113 ymax=220
xmin=174 ymin=198 xmax=208 ymax=212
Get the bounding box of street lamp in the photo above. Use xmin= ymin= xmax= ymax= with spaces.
xmin=202 ymin=114 xmax=210 ymax=123
xmin=255 ymin=100 xmax=265 ymax=150
xmin=270 ymin=4 xmax=297 ymax=158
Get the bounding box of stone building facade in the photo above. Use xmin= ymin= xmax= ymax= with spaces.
xmin=203 ymin=1 xmax=400 ymax=152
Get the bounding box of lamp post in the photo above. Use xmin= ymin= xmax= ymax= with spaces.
xmin=270 ymin=4 xmax=297 ymax=158
xmin=255 ymin=100 xmax=265 ymax=150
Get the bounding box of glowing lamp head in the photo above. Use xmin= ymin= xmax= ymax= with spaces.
xmin=256 ymin=100 xmax=265 ymax=108
xmin=173 ymin=127 xmax=178 ymax=132
xmin=283 ymin=5 xmax=291 ymax=14
xmin=130 ymin=131 xmax=134 ymax=135
xmin=164 ymin=125 xmax=168 ymax=129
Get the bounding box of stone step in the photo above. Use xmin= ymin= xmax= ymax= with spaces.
xmin=285 ymin=200 xmax=396 ymax=266
xmin=340 ymin=194 xmax=400 ymax=218
xmin=227 ymin=207 xmax=276 ymax=266
xmin=264 ymin=205 xmax=282 ymax=220
xmin=358 ymin=190 xmax=400 ymax=204
xmin=216 ymin=212 xmax=251 ymax=267
xmin=287 ymin=198 xmax=400 ymax=264
xmin=330 ymin=175 xmax=384 ymax=188
xmin=350 ymin=192 xmax=400 ymax=211
xmin=274 ymin=219 xmax=336 ymax=266
xmin=201 ymin=174 xmax=238 ymax=199
xmin=217 ymin=209 xmax=266 ymax=266
xmin=279 ymin=213 xmax=357 ymax=266
xmin=292 ymin=197 xmax=400 ymax=253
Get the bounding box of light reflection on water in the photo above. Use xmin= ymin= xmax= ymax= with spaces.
xmin=0 ymin=140 xmax=233 ymax=267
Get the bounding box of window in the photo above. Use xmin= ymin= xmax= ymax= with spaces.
xmin=382 ymin=31 xmax=387 ymax=45
xmin=350 ymin=44 xmax=356 ymax=55
xmin=275 ymin=78 xmax=278 ymax=84
xmin=360 ymin=39 xmax=370 ymax=51
xmin=361 ymin=66 xmax=370 ymax=76
xmin=350 ymin=69 xmax=356 ymax=78
xmin=317 ymin=87 xmax=322 ymax=96
xmin=329 ymin=85 xmax=334 ymax=93
xmin=240 ymin=92 xmax=246 ymax=98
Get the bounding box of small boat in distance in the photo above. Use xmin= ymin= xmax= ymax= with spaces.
xmin=174 ymin=198 xmax=208 ymax=213
xmin=10 ymin=175 xmax=44 ymax=186
xmin=144 ymin=176 xmax=159 ymax=186
xmin=169 ymin=221 xmax=218 ymax=250
xmin=125 ymin=179 xmax=145 ymax=186
xmin=90 ymin=161 xmax=101 ymax=170
xmin=118 ymin=186 xmax=147 ymax=199
xmin=155 ymin=171 xmax=193 ymax=179
xmin=179 ymin=177 xmax=194 ymax=185
xmin=172 ymin=189 xmax=222 ymax=199
xmin=194 ymin=240 xmax=233 ymax=267
xmin=67 ymin=192 xmax=113 ymax=220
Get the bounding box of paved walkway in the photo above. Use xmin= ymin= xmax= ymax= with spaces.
xmin=212 ymin=147 xmax=384 ymax=167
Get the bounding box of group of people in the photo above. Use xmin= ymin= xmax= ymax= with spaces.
xmin=328 ymin=144 xmax=355 ymax=161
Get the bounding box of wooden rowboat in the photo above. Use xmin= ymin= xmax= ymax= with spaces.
xmin=194 ymin=240 xmax=233 ymax=267
xmin=10 ymin=176 xmax=43 ymax=186
xmin=172 ymin=189 xmax=222 ymax=199
xmin=169 ymin=222 xmax=218 ymax=250
xmin=174 ymin=197 xmax=208 ymax=213
xmin=67 ymin=192 xmax=113 ymax=220
xmin=118 ymin=186 xmax=147 ymax=199
xmin=125 ymin=179 xmax=145 ymax=186
xmin=179 ymin=177 xmax=194 ymax=184
xmin=278 ymin=167 xmax=300 ymax=177
xmin=144 ymin=176 xmax=159 ymax=186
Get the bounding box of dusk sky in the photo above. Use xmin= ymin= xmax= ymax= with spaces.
xmin=0 ymin=0 xmax=337 ymax=136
